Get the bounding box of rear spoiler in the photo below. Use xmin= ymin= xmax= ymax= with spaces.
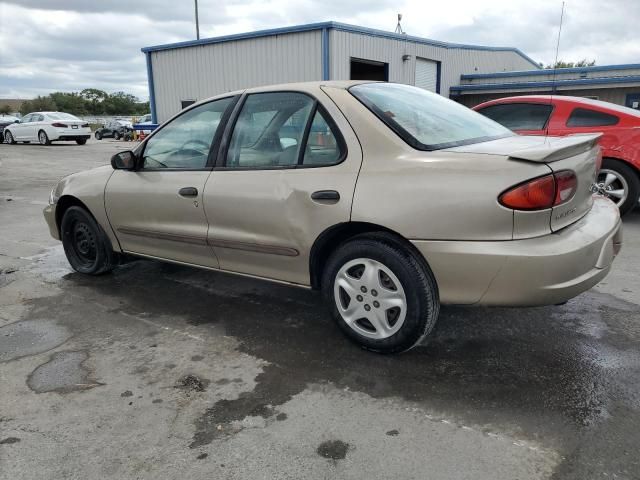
xmin=508 ymin=133 xmax=601 ymax=163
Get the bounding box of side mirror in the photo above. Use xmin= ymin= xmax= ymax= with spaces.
xmin=111 ymin=151 xmax=137 ymax=170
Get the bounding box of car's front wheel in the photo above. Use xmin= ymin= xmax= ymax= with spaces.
xmin=95 ymin=131 xmax=102 ymax=140
xmin=113 ymin=131 xmax=121 ymax=140
xmin=61 ymin=206 xmax=117 ymax=275
xmin=38 ymin=130 xmax=51 ymax=145
xmin=597 ymin=159 xmax=639 ymax=215
xmin=4 ymin=131 xmax=15 ymax=144
xmin=76 ymin=139 xmax=87 ymax=145
xmin=322 ymin=233 xmax=439 ymax=353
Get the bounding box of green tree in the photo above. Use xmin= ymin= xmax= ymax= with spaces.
xmin=50 ymin=92 xmax=88 ymax=115
xmin=19 ymin=96 xmax=57 ymax=115
xmin=103 ymin=91 xmax=139 ymax=115
xmin=545 ymin=59 xmax=596 ymax=69
xmin=80 ymin=88 xmax=108 ymax=114
xmin=0 ymin=104 xmax=11 ymax=115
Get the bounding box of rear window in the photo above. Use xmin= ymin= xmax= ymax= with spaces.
xmin=350 ymin=83 xmax=513 ymax=150
xmin=567 ymin=108 xmax=619 ymax=127
xmin=477 ymin=103 xmax=553 ymax=131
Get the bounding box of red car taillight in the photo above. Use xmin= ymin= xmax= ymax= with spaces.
xmin=499 ymin=171 xmax=577 ymax=211
xmin=51 ymin=122 xmax=68 ymax=128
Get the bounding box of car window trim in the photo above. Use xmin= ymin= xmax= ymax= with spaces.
xmin=137 ymin=94 xmax=239 ymax=172
xmin=477 ymin=102 xmax=556 ymax=131
xmin=214 ymin=90 xmax=348 ymax=171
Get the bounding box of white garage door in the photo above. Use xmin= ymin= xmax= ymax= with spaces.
xmin=415 ymin=58 xmax=438 ymax=92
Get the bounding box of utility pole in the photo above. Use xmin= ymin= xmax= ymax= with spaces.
xmin=195 ymin=0 xmax=200 ymax=40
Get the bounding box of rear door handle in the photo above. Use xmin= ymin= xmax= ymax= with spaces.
xmin=311 ymin=190 xmax=340 ymax=203
xmin=179 ymin=187 xmax=198 ymax=197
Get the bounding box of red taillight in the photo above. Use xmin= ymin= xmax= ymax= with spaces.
xmin=499 ymin=170 xmax=577 ymax=211
xmin=51 ymin=122 xmax=68 ymax=128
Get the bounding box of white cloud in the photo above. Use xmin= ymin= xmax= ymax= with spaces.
xmin=1 ymin=0 xmax=638 ymax=99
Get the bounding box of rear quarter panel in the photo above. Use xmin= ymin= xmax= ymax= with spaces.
xmin=325 ymin=87 xmax=551 ymax=241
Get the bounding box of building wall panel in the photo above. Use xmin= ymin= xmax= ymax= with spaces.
xmin=329 ymin=30 xmax=536 ymax=96
xmin=151 ymin=31 xmax=322 ymax=121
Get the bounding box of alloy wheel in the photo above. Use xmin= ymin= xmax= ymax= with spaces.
xmin=39 ymin=131 xmax=48 ymax=145
xmin=596 ymin=168 xmax=628 ymax=207
xmin=333 ymin=258 xmax=407 ymax=339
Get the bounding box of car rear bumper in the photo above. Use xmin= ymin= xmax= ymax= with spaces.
xmin=43 ymin=204 xmax=59 ymax=240
xmin=411 ymin=196 xmax=622 ymax=306
xmin=55 ymin=134 xmax=91 ymax=141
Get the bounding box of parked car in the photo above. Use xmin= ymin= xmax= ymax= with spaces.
xmin=0 ymin=114 xmax=20 ymax=143
xmin=135 ymin=113 xmax=153 ymax=135
xmin=4 ymin=111 xmax=91 ymax=145
xmin=43 ymin=82 xmax=621 ymax=353
xmin=95 ymin=120 xmax=133 ymax=140
xmin=473 ymin=95 xmax=640 ymax=215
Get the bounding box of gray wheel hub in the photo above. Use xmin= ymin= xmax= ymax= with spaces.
xmin=595 ymin=169 xmax=628 ymax=206
xmin=333 ymin=258 xmax=407 ymax=340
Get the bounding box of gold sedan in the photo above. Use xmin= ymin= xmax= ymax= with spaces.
xmin=43 ymin=81 xmax=622 ymax=353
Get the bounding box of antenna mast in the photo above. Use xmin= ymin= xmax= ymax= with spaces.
xmin=547 ymin=1 xmax=565 ymax=134
xmin=395 ymin=14 xmax=405 ymax=34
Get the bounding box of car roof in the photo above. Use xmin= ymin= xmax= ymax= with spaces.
xmin=476 ymin=95 xmax=640 ymax=118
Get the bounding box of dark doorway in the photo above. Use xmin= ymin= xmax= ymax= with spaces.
xmin=350 ymin=58 xmax=388 ymax=81
xmin=181 ymin=99 xmax=196 ymax=109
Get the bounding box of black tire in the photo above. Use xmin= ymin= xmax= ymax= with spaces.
xmin=113 ymin=131 xmax=121 ymax=140
xmin=601 ymin=158 xmax=639 ymax=216
xmin=38 ymin=130 xmax=50 ymax=145
xmin=4 ymin=131 xmax=15 ymax=144
xmin=322 ymin=232 xmax=440 ymax=354
xmin=76 ymin=139 xmax=87 ymax=145
xmin=61 ymin=206 xmax=117 ymax=275
xmin=95 ymin=131 xmax=102 ymax=140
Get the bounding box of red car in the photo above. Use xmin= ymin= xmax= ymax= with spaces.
xmin=474 ymin=95 xmax=640 ymax=215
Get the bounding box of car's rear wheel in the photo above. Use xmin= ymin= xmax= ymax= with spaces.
xmin=4 ymin=131 xmax=15 ymax=144
xmin=61 ymin=206 xmax=117 ymax=275
xmin=38 ymin=130 xmax=50 ymax=145
xmin=322 ymin=233 xmax=439 ymax=354
xmin=597 ymin=159 xmax=639 ymax=215
xmin=76 ymin=139 xmax=87 ymax=145
xmin=95 ymin=131 xmax=102 ymax=140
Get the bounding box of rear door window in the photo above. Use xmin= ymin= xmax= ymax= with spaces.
xmin=566 ymin=108 xmax=619 ymax=127
xmin=477 ymin=103 xmax=553 ymax=131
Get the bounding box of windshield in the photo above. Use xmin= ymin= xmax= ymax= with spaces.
xmin=47 ymin=112 xmax=81 ymax=121
xmin=350 ymin=83 xmax=514 ymax=150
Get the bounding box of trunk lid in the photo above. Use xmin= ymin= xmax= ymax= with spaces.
xmin=447 ymin=134 xmax=601 ymax=232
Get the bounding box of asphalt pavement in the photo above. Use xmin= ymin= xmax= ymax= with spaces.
xmin=1 ymin=138 xmax=639 ymax=479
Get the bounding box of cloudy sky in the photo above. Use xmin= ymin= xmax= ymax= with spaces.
xmin=1 ymin=0 xmax=639 ymax=100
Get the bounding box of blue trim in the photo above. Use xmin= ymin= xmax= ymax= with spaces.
xmin=145 ymin=52 xmax=157 ymax=124
xmin=461 ymin=63 xmax=640 ymax=80
xmin=133 ymin=124 xmax=159 ymax=131
xmin=141 ymin=21 xmax=540 ymax=69
xmin=450 ymin=75 xmax=640 ymax=93
xmin=436 ymin=61 xmax=442 ymax=94
xmin=321 ymin=28 xmax=330 ymax=80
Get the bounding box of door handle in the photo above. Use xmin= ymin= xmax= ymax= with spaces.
xmin=311 ymin=190 xmax=340 ymax=203
xmin=178 ymin=187 xmax=198 ymax=197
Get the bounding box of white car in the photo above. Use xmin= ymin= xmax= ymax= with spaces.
xmin=3 ymin=111 xmax=91 ymax=145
